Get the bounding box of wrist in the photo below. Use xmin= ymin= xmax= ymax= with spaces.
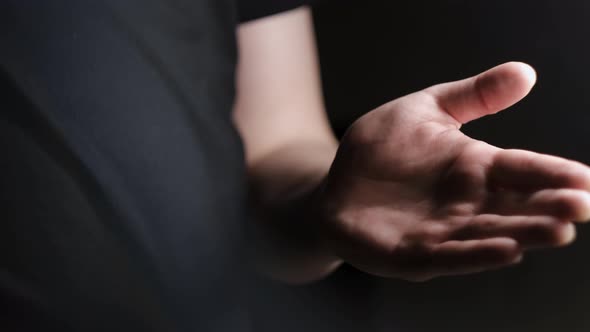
xmin=274 ymin=175 xmax=344 ymax=284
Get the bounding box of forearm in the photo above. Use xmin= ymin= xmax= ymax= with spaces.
xmin=247 ymin=140 xmax=343 ymax=284
xmin=233 ymin=7 xmax=342 ymax=283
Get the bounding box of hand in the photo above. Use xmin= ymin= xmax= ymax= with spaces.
xmin=317 ymin=62 xmax=590 ymax=281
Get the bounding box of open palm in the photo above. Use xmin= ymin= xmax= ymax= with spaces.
xmin=319 ymin=63 xmax=590 ymax=281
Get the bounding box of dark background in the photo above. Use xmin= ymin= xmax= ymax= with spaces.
xmin=252 ymin=1 xmax=590 ymax=332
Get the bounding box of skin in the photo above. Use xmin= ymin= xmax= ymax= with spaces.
xmin=234 ymin=7 xmax=590 ymax=284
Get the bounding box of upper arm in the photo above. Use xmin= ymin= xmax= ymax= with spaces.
xmin=233 ymin=6 xmax=337 ymax=166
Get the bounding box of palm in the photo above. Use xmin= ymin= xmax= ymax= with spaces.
xmin=320 ymin=63 xmax=590 ymax=281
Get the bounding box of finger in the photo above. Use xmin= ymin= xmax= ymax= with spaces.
xmin=483 ymin=188 xmax=590 ymax=222
xmin=489 ymin=149 xmax=590 ymax=192
xmin=425 ymin=238 xmax=522 ymax=279
xmin=450 ymin=214 xmax=576 ymax=249
xmin=425 ymin=62 xmax=537 ymax=124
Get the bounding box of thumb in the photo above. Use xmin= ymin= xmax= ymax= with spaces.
xmin=425 ymin=62 xmax=537 ymax=124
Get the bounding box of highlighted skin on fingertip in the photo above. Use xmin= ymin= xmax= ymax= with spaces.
xmin=515 ymin=62 xmax=538 ymax=90
xmin=575 ymin=191 xmax=590 ymax=223
xmin=557 ymin=223 xmax=577 ymax=247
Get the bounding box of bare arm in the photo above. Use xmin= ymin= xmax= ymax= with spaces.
xmin=234 ymin=8 xmax=590 ymax=285
xmin=234 ymin=7 xmax=341 ymax=283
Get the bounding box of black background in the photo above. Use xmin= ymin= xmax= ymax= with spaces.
xmin=252 ymin=1 xmax=590 ymax=332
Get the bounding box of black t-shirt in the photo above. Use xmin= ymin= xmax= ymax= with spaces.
xmin=238 ymin=0 xmax=312 ymax=21
xmin=0 ymin=0 xmax=308 ymax=331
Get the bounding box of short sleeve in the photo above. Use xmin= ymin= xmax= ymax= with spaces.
xmin=237 ymin=0 xmax=313 ymax=22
